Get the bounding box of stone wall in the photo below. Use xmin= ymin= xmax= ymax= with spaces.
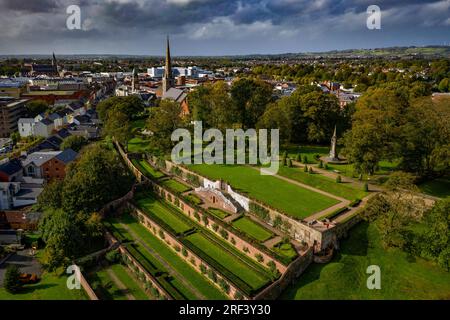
xmin=129 ymin=204 xmax=246 ymax=300
xmin=79 ymin=271 xmax=99 ymax=300
xmin=117 ymin=245 xmax=172 ymax=300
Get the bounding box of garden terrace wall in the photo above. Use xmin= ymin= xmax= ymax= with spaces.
xmin=80 ymin=271 xmax=99 ymax=300
xmin=254 ymin=248 xmax=313 ymax=300
xmin=117 ymin=244 xmax=172 ymax=300
xmin=128 ymin=203 xmax=247 ymax=300
xmin=155 ymin=158 xmax=335 ymax=253
xmin=149 ymin=181 xmax=288 ymax=274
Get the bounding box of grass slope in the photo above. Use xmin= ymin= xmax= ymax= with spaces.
xmin=280 ymin=222 xmax=450 ymax=300
xmin=0 ymin=273 xmax=88 ymax=300
xmin=232 ymin=216 xmax=273 ymax=242
xmin=190 ymin=164 xmax=338 ymax=219
xmin=419 ymin=177 xmax=450 ymax=199
xmin=277 ymin=166 xmax=367 ymax=201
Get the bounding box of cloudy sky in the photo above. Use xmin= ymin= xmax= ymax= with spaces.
xmin=0 ymin=0 xmax=449 ymax=55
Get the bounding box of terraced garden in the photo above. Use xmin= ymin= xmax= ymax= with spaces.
xmin=232 ymin=216 xmax=274 ymax=242
xmin=182 ymin=232 xmax=272 ymax=295
xmin=135 ymin=193 xmax=193 ymax=235
xmin=208 ymin=208 xmax=231 ymax=219
xmin=189 ymin=164 xmax=338 ymax=219
xmin=131 ymin=159 xmax=165 ymax=179
xmin=160 ymin=178 xmax=192 ymax=193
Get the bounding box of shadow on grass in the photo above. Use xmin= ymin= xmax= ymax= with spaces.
xmin=20 ymin=283 xmax=58 ymax=294
xmin=279 ymin=221 xmax=370 ymax=299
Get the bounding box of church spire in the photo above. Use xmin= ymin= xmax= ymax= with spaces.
xmin=162 ymin=36 xmax=174 ymax=93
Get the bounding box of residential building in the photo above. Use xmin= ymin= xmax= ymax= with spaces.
xmin=0 ymin=98 xmax=27 ymax=138
xmin=18 ymin=118 xmax=36 ymax=137
xmin=0 ymin=159 xmax=23 ymax=182
xmin=33 ymin=118 xmax=54 ymax=138
xmin=21 ymin=148 xmax=77 ymax=180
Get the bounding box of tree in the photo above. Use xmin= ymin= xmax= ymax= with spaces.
xmin=363 ymin=172 xmax=425 ymax=249
xmin=147 ymin=99 xmax=186 ymax=152
xmin=25 ymin=100 xmax=49 ymax=118
xmin=60 ymin=135 xmax=87 ymax=152
xmin=4 ymin=265 xmax=22 ymax=293
xmin=103 ymin=110 xmax=132 ymax=145
xmin=438 ymin=78 xmax=449 ymax=92
xmin=61 ymin=144 xmax=133 ymax=215
xmin=97 ymin=96 xmax=145 ymax=121
xmin=231 ymin=78 xmax=273 ymax=128
xmin=39 ymin=208 xmax=83 ymax=270
xmin=10 ymin=131 xmax=20 ymax=145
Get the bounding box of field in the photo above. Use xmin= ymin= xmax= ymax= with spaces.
xmin=132 ymin=159 xmax=165 ymax=179
xmin=0 ymin=272 xmax=88 ymax=300
xmin=280 ymin=222 xmax=450 ymax=299
xmin=283 ymin=145 xmax=328 ymax=164
xmin=232 ymin=216 xmax=273 ymax=242
xmin=190 ymin=164 xmax=338 ymax=219
xmin=160 ymin=178 xmax=192 ymax=193
xmin=419 ymin=177 xmax=450 ymax=199
xmin=135 ymin=193 xmax=193 ymax=234
xmin=277 ymin=166 xmax=367 ymax=201
xmin=109 ymin=264 xmax=151 ymax=300
xmin=111 ymin=215 xmax=228 ymax=300
xmin=183 ymin=232 xmax=272 ymax=293
xmin=208 ymin=208 xmax=231 ymax=219
xmin=128 ymin=137 xmax=152 ymax=154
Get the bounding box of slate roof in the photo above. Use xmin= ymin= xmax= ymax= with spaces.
xmin=56 ymin=128 xmax=71 ymax=139
xmin=55 ymin=148 xmax=78 ymax=164
xmin=40 ymin=118 xmax=53 ymax=126
xmin=22 ymin=151 xmax=61 ymax=167
xmin=0 ymin=159 xmax=23 ymax=176
xmin=162 ymin=88 xmax=187 ymax=103
xmin=18 ymin=118 xmax=35 ymax=124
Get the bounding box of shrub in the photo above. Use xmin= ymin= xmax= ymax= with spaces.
xmin=273 ymin=215 xmax=282 ymax=229
xmin=231 ymin=237 xmax=236 ymax=245
xmin=287 ymin=158 xmax=293 ymax=167
xmin=207 ymin=269 xmax=218 ymax=283
xmin=200 ymin=264 xmax=207 ymax=274
xmin=182 ymin=248 xmax=188 ymax=257
xmin=4 ymin=265 xmax=22 ymax=294
xmin=249 ymin=202 xmax=270 ymax=222
xmin=194 ymin=211 xmax=200 ymax=222
xmin=218 ymin=278 xmax=230 ymax=294
xmin=105 ymin=249 xmax=121 ymax=264
xmin=303 ymin=155 xmax=308 ymax=164
xmin=363 ymin=182 xmax=369 ymax=192
xmin=336 ymin=175 xmax=342 ymax=183
xmin=158 ymin=229 xmax=165 ymax=240
xmin=303 ymin=165 xmax=308 ymax=173
xmin=234 ymin=291 xmax=244 ymax=300
xmin=212 ymin=223 xmax=219 ymax=232
xmin=309 ymin=167 xmax=314 ymax=174
xmin=318 ymin=160 xmax=324 ymax=168
xmin=255 ymin=253 xmax=264 ymax=263
xmin=202 ymin=215 xmax=209 ymax=226
xmin=324 ymin=163 xmax=329 ymax=170
xmin=295 ymin=154 xmax=301 ymax=162
xmin=173 ymin=244 xmax=181 ymax=252
xmin=219 ymin=229 xmax=229 ymax=240
xmin=190 ymin=257 xmax=196 ymax=266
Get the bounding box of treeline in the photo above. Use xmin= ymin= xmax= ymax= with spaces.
xmin=37 ymin=143 xmax=134 ymax=270
xmin=343 ymin=86 xmax=450 ymax=178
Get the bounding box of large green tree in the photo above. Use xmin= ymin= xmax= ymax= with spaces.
xmin=97 ymin=96 xmax=145 ymax=121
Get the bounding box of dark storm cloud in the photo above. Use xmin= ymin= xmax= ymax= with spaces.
xmin=0 ymin=0 xmax=448 ymax=54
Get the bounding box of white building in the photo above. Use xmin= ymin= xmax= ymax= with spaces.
xmin=18 ymin=118 xmax=36 ymax=138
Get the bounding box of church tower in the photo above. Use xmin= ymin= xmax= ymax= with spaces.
xmin=132 ymin=67 xmax=138 ymax=93
xmin=51 ymin=52 xmax=58 ymax=76
xmin=162 ymin=36 xmax=174 ymax=93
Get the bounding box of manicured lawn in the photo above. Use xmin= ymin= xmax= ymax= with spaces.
xmin=190 ymin=164 xmax=338 ymax=219
xmin=184 ymin=232 xmax=271 ymax=291
xmin=110 ymin=264 xmax=151 ymax=300
xmin=184 ymin=193 xmax=203 ymax=205
xmin=419 ymin=177 xmax=450 ymax=199
xmin=280 ymin=222 xmax=450 ymax=300
xmin=136 ymin=194 xmax=193 ymax=234
xmin=117 ymin=214 xmax=228 ymax=300
xmin=283 ymin=145 xmax=329 ymax=164
xmin=92 ymin=268 xmax=129 ymax=300
xmin=232 ymin=216 xmax=273 ymax=242
xmin=160 ymin=179 xmax=191 ymax=193
xmin=272 ymin=242 xmax=298 ymax=261
xmin=277 ymin=166 xmax=367 ymax=201
xmin=128 ymin=137 xmax=152 ymax=153
xmin=325 ymin=160 xmax=399 ymax=180
xmin=132 ymin=159 xmax=165 ymax=179
xmin=208 ymin=208 xmax=230 ymax=219
xmin=0 ymin=272 xmax=88 ymax=300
